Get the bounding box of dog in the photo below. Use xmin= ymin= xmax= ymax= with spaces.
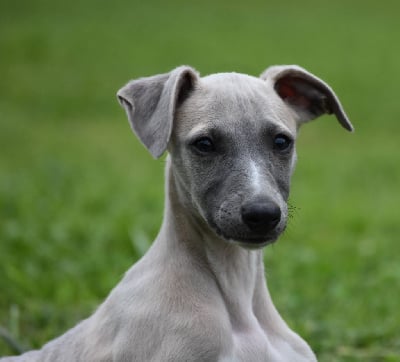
xmin=1 ymin=65 xmax=353 ymax=361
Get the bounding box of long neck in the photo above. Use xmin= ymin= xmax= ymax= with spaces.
xmin=155 ymin=157 xmax=267 ymax=328
xmin=142 ymin=158 xmax=314 ymax=358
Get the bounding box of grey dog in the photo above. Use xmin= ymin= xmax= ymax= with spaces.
xmin=2 ymin=65 xmax=353 ymax=361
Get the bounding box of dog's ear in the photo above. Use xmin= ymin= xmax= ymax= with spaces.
xmin=117 ymin=66 xmax=199 ymax=158
xmin=260 ymin=65 xmax=354 ymax=132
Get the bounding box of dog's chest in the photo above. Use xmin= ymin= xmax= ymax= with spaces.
xmin=219 ymin=324 xmax=311 ymax=362
xmin=230 ymin=325 xmax=271 ymax=361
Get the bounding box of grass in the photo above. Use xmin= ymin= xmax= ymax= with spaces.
xmin=1 ymin=0 xmax=400 ymax=360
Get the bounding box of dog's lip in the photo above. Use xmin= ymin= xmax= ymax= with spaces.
xmin=209 ymin=221 xmax=278 ymax=247
xmin=230 ymin=236 xmax=277 ymax=248
xmin=234 ymin=239 xmax=276 ymax=249
xmin=208 ymin=219 xmax=281 ymax=249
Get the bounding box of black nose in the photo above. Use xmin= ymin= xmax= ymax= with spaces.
xmin=241 ymin=200 xmax=281 ymax=232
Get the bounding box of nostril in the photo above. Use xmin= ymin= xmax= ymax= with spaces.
xmin=241 ymin=201 xmax=281 ymax=231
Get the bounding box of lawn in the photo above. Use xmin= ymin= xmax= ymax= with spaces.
xmin=1 ymin=0 xmax=399 ymax=360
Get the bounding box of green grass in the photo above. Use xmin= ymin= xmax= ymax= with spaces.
xmin=1 ymin=0 xmax=399 ymax=360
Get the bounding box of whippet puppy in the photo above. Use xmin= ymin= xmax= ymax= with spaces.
xmin=2 ymin=65 xmax=353 ymax=361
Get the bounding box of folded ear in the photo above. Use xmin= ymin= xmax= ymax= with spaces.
xmin=260 ymin=65 xmax=353 ymax=132
xmin=117 ymin=66 xmax=199 ymax=158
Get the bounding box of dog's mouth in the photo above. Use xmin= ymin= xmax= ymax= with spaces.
xmin=202 ymin=198 xmax=288 ymax=249
xmin=229 ymin=233 xmax=279 ymax=249
xmin=208 ymin=221 xmax=282 ymax=249
xmin=231 ymin=236 xmax=277 ymax=249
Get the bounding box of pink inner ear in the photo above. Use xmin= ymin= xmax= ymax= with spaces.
xmin=276 ymin=81 xmax=296 ymax=99
xmin=276 ymin=78 xmax=311 ymax=110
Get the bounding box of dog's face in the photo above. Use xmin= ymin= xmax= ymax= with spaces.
xmin=169 ymin=74 xmax=298 ymax=247
xmin=117 ymin=65 xmax=352 ymax=249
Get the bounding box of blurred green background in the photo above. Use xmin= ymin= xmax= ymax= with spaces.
xmin=1 ymin=0 xmax=399 ymax=360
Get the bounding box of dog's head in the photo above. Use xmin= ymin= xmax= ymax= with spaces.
xmin=117 ymin=65 xmax=352 ymax=248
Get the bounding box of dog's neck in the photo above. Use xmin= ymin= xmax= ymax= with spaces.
xmin=156 ymin=158 xmax=268 ymax=328
xmin=144 ymin=157 xmax=313 ymax=358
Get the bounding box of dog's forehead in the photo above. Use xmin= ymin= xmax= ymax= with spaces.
xmin=201 ymin=72 xmax=264 ymax=89
xmin=200 ymin=72 xmax=271 ymax=108
xmin=177 ymin=72 xmax=297 ymax=136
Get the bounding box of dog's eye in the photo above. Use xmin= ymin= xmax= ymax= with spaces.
xmin=191 ymin=137 xmax=215 ymax=154
xmin=273 ymin=134 xmax=293 ymax=151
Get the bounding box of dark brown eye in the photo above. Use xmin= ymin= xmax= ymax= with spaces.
xmin=191 ymin=137 xmax=215 ymax=154
xmin=273 ymin=134 xmax=293 ymax=151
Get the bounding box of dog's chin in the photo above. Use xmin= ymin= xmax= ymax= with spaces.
xmin=205 ymin=215 xmax=287 ymax=249
xmin=229 ymin=236 xmax=278 ymax=249
xmin=237 ymin=238 xmax=277 ymax=249
xmin=209 ymin=223 xmax=280 ymax=249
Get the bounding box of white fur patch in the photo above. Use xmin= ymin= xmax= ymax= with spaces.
xmin=249 ymin=161 xmax=263 ymax=193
